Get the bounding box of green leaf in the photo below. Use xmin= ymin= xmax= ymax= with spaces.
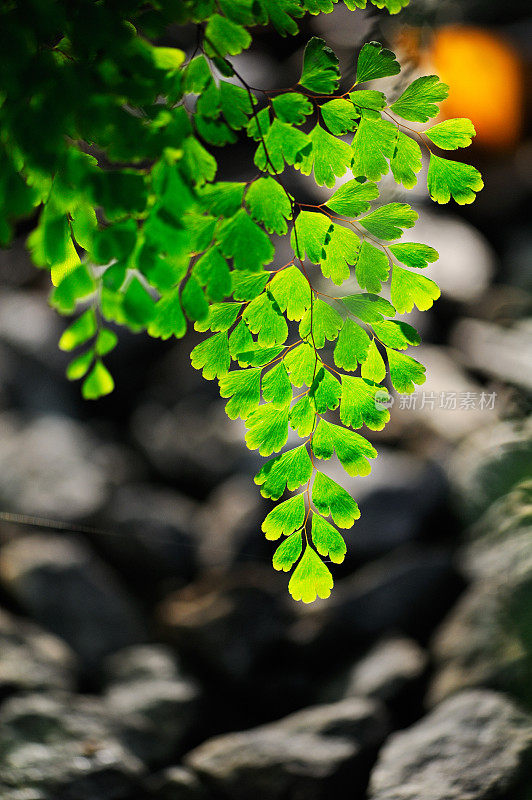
xmin=82 ymin=361 xmax=114 ymax=400
xmin=193 ymin=247 xmax=232 ymax=302
xmin=340 ymin=375 xmax=390 ymax=430
xmin=198 ymin=181 xmax=245 ymax=217
xmin=291 ymin=210 xmax=332 ymax=263
xmin=360 ymin=338 xmax=386 ymax=382
xmin=389 ymin=242 xmax=438 ymax=269
xmin=219 ymin=368 xmax=261 ymax=420
xmin=272 ymin=93 xmax=313 ymax=124
xmin=204 ymin=14 xmax=252 ymax=57
xmin=245 ymin=177 xmax=292 ymax=235
xmin=390 ymin=75 xmax=449 ymax=123
xmin=284 ymin=342 xmax=317 ymax=387
xmin=386 ymin=347 xmax=426 ymax=393
xmin=50 ymin=265 xmax=95 ymax=314
xmin=59 ymin=309 xmax=96 ymax=351
xmin=148 ymin=289 xmax=187 ymax=340
xmin=425 ymin=118 xmax=476 ymax=150
xmin=42 ymin=207 xmax=70 ymax=265
xmin=183 ymin=56 xmax=211 ymax=93
xmin=311 ymin=514 xmax=346 ymax=563
xmin=300 ymin=37 xmax=340 ymax=94
xmin=326 ymin=179 xmax=379 ymax=217
xmin=391 ymin=265 xmax=440 ymax=313
xmin=359 ymin=202 xmax=417 ymax=241
xmin=309 ymin=368 xmax=341 ymax=412
xmin=235 ymin=345 xmax=284 ymax=367
xmin=390 ymin=130 xmax=422 ymax=189
xmin=217 ymin=209 xmax=275 ymax=270
xmin=312 ymin=419 xmax=377 ymax=476
xmin=320 ymin=99 xmax=359 ymax=135
xmin=66 ymin=350 xmax=94 ymax=381
xmin=312 ymin=471 xmax=360 ymax=528
xmin=152 ymin=46 xmax=185 ymax=70
xmin=231 ymin=271 xmax=270 ymax=302
xmin=262 ymin=494 xmax=306 ymax=540
xmin=355 ymin=41 xmax=400 ymax=84
xmin=246 ymin=107 xmax=271 ymax=141
xmin=122 ymin=277 xmax=156 ymax=327
xmin=427 ymin=154 xmax=483 ymax=205
xmin=273 ymin=532 xmax=303 ymax=572
xmin=349 ymin=89 xmax=387 ymax=116
xmin=255 ymin=445 xmax=313 ymax=500
xmin=195 ymin=114 xmax=237 ymax=146
xmin=181 ymin=275 xmax=209 ymax=322
xmin=219 ymin=81 xmax=254 ymax=129
xmin=340 ymin=293 xmax=395 ymax=323
xmin=254 ymin=119 xmax=311 ymax=174
xmin=177 ymin=138 xmax=217 ymax=188
xmin=299 ymin=299 xmax=343 ymax=348
xmin=372 ymin=319 xmax=421 ymax=349
xmin=297 ymin=124 xmax=354 ymax=188
xmin=351 ymin=117 xmax=397 ymax=181
xmin=320 ymin=222 xmax=360 ymax=285
xmin=334 ymin=318 xmax=371 ymax=370
xmin=245 ymin=403 xmax=290 ymax=456
xmin=95 ymin=329 xmax=117 ymax=356
xmin=289 ymin=395 xmax=316 ymax=436
xmin=370 ymin=0 xmax=409 ymax=13
xmin=190 ymin=331 xmax=230 ymax=380
xmin=288 ymin=544 xmax=333 ymax=603
xmin=243 ymin=291 xmax=288 ymax=345
xmin=195 ymin=302 xmax=241 ymax=333
xmin=355 ymin=240 xmax=390 ymax=293
xmin=269 ymin=266 xmax=310 ymax=321
xmin=262 ymin=361 xmax=292 ymax=407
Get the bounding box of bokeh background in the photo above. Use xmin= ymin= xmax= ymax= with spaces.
xmin=0 ymin=1 xmax=531 ymax=798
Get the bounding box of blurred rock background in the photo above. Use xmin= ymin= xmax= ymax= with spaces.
xmin=0 ymin=0 xmax=531 ymax=798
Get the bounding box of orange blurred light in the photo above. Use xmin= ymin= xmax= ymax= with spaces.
xmin=430 ymin=26 xmax=524 ymax=150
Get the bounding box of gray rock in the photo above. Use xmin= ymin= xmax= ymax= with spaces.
xmin=193 ymin=474 xmax=268 ymax=572
xmin=102 ymin=483 xmax=198 ymax=584
xmin=0 ymin=534 xmax=145 ymax=669
xmin=452 ymin=318 xmax=532 ymax=392
xmin=0 ymin=693 xmax=144 ymax=799
xmin=448 ymin=418 xmax=532 ymax=522
xmin=103 ymin=646 xmax=200 ymax=765
xmin=0 ymin=413 xmax=130 ymax=519
xmin=368 ymin=690 xmax=532 ymax=800
xmin=158 ymin=568 xmax=288 ymax=682
xmin=186 ymin=697 xmax=389 ymax=799
xmin=343 ymin=637 xmax=427 ymax=705
xmin=428 ymin=487 xmax=532 ymax=708
xmin=106 ymin=679 xmax=199 ymax=765
xmin=0 ymin=607 xmax=77 ymax=696
xmin=145 ymin=767 xmax=210 ymax=800
xmin=297 ymin=546 xmax=459 ymax=647
xmin=103 ymin=645 xmax=183 ymax=686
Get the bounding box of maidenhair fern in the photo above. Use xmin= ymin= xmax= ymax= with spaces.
xmin=0 ymin=1 xmax=482 ymax=602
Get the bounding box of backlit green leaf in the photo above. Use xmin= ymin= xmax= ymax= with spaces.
xmin=390 ymin=75 xmax=449 ymax=123
xmin=386 ymin=347 xmax=426 ymax=393
xmin=262 ymin=494 xmax=306 ymax=540
xmin=355 ymin=41 xmax=400 ymax=84
xmin=390 ymin=265 xmax=440 ymax=312
xmin=334 ymin=318 xmax=371 ymax=370
xmin=425 ymin=118 xmax=476 ymax=150
xmin=427 ymin=154 xmax=483 ymax=205
xmin=300 ymin=37 xmax=340 ymax=94
xmin=311 ymin=514 xmax=346 ymax=563
xmin=312 ymin=471 xmax=360 ymax=528
xmin=273 ymin=531 xmax=303 ymax=572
